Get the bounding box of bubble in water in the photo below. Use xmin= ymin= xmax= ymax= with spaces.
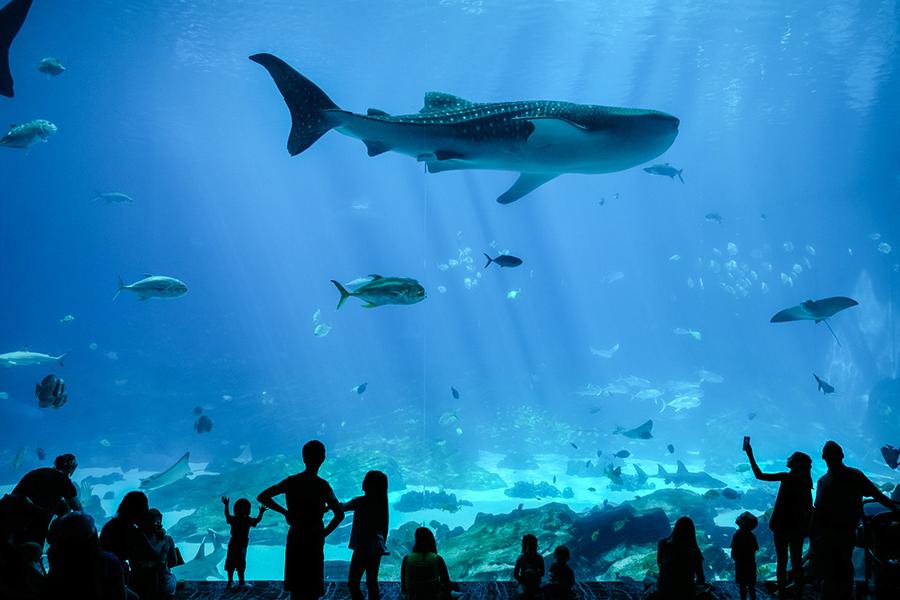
xmin=437 ymin=285 xmax=447 ymax=294
xmin=878 ymin=242 xmax=892 ymax=254
xmin=783 ymin=241 xmax=794 ymax=252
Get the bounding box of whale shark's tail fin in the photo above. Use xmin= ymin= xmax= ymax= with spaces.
xmin=249 ymin=53 xmax=338 ymax=155
xmin=677 ymin=169 xmax=684 ymax=184
xmin=0 ymin=0 xmax=34 ymax=97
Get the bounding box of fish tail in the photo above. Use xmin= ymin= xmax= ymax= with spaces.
xmin=57 ymin=351 xmax=70 ymax=366
xmin=331 ymin=280 xmax=352 ymax=310
xmin=483 ymin=253 xmax=493 ymax=269
xmin=677 ymin=170 xmax=684 ymax=184
xmin=249 ymin=53 xmax=339 ymax=156
xmin=113 ymin=276 xmax=125 ymax=301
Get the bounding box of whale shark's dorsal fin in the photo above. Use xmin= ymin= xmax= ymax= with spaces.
xmin=420 ymin=92 xmax=475 ymax=113
xmin=676 ymin=460 xmax=689 ymax=474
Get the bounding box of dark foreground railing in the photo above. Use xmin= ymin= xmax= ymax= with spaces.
xmin=175 ymin=581 xmax=775 ymax=599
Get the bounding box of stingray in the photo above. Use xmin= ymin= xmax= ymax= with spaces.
xmin=613 ymin=419 xmax=653 ymax=439
xmin=769 ymin=296 xmax=858 ymax=345
xmin=139 ymin=452 xmax=192 ymax=490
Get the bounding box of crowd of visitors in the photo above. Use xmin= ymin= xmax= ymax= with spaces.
xmin=0 ymin=438 xmax=898 ymax=600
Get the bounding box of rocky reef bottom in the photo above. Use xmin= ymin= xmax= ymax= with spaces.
xmin=174 ymin=580 xmax=778 ymax=599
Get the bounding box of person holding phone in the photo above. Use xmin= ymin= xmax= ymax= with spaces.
xmin=743 ymin=439 xmax=813 ymax=598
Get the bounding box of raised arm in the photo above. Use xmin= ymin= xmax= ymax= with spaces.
xmin=257 ymin=482 xmax=289 ymax=520
xmin=745 ymin=445 xmax=784 ymax=482
xmin=323 ymin=491 xmax=345 ymax=537
xmin=251 ymin=505 xmax=266 ymax=525
xmin=221 ymin=496 xmax=231 ymax=519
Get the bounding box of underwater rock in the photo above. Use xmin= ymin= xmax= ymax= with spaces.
xmin=504 ymin=481 xmax=561 ymax=499
xmin=394 ymin=490 xmax=473 ymax=513
xmin=497 ymin=452 xmax=539 ymax=470
xmin=866 ymin=378 xmax=900 ymax=441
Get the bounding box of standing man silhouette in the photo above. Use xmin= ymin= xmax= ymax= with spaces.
xmin=258 ymin=440 xmax=344 ymax=600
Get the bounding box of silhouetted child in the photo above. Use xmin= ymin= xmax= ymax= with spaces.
xmin=514 ymin=533 xmax=545 ymax=599
xmin=221 ymin=495 xmax=265 ymax=588
xmin=341 ymin=470 xmax=389 ymax=600
xmin=544 ymin=545 xmax=575 ymax=600
xmin=731 ymin=512 xmax=759 ymax=600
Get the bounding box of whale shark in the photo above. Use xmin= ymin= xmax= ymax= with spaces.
xmin=250 ymin=53 xmax=680 ymax=203
xmin=0 ymin=0 xmax=32 ymax=98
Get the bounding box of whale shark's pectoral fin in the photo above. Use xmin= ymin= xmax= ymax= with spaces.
xmin=417 ymin=150 xmax=465 ymax=162
xmin=517 ymin=117 xmax=590 ymax=148
xmin=0 ymin=0 xmax=34 ymax=98
xmin=497 ymin=173 xmax=558 ymax=204
xmin=363 ymin=139 xmax=392 ymax=157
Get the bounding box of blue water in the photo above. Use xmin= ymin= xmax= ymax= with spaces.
xmin=1 ymin=0 xmax=899 ymax=581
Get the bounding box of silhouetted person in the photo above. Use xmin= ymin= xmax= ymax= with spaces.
xmin=731 ymin=512 xmax=758 ymax=600
xmin=744 ymin=443 xmax=812 ymax=597
xmin=400 ymin=527 xmax=455 ymax=600
xmin=43 ymin=512 xmax=127 ymax=600
xmin=130 ymin=508 xmax=177 ymax=600
xmin=0 ymin=493 xmax=44 ymax=600
xmin=100 ymin=490 xmax=155 ymax=592
xmin=342 ymin=471 xmax=389 ymax=600
xmin=514 ymin=533 xmax=544 ymax=599
xmin=810 ymin=440 xmax=900 ymax=600
xmin=543 ymin=545 xmax=574 ymax=600
xmin=11 ymin=453 xmax=81 ymax=547
xmin=258 ymin=440 xmax=344 ymax=600
xmin=656 ymin=516 xmax=706 ymax=599
xmin=221 ymin=495 xmax=265 ymax=589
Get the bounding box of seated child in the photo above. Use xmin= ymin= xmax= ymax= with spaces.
xmin=544 ymin=545 xmax=575 ymax=600
xmin=514 ymin=533 xmax=544 ymax=599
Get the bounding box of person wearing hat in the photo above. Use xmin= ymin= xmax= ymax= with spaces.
xmin=731 ymin=512 xmax=759 ymax=600
xmin=10 ymin=453 xmax=82 ymax=548
xmin=744 ymin=442 xmax=812 ymax=598
xmin=810 ymin=440 xmax=900 ymax=600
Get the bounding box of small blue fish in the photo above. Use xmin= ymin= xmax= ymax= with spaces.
xmin=353 ymin=382 xmax=368 ymax=395
xmin=450 ymin=386 xmax=459 ymax=399
xmin=483 ymin=253 xmax=523 ymax=268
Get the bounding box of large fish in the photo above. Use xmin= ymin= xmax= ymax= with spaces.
xmin=331 ymin=275 xmax=425 ymax=309
xmin=0 ymin=0 xmax=32 ymax=97
xmin=250 ymin=53 xmax=679 ymax=204
xmin=114 ymin=275 xmax=188 ymax=301
xmin=0 ymin=347 xmax=69 ymax=367
xmin=171 ymin=530 xmax=225 ymax=581
xmin=654 ymin=461 xmax=727 ymax=488
xmin=140 ymin=452 xmax=192 ymax=490
xmin=0 ymin=119 xmax=57 ymax=148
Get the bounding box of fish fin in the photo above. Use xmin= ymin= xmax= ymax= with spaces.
xmin=497 ymin=173 xmax=558 ymax=204
xmin=362 ymin=139 xmax=391 ymax=157
xmin=330 ymin=280 xmax=352 ymax=310
xmin=676 ymin=460 xmax=688 ymax=474
xmin=366 ymin=108 xmax=389 ymax=117
xmin=0 ymin=0 xmax=34 ymax=98
xmin=483 ymin=253 xmax=493 ymax=269
xmin=367 ymin=274 xmax=383 ymax=280
xmin=420 ymin=91 xmax=475 ymax=113
xmin=434 ymin=150 xmax=465 ymax=161
xmin=677 ymin=170 xmax=684 ymax=183
xmin=424 ymin=160 xmax=465 ymax=173
xmin=113 ymin=276 xmax=125 ymax=301
xmin=248 ymin=53 xmax=338 ymax=155
xmin=656 ymin=464 xmax=668 ymax=477
xmin=519 ymin=116 xmax=590 ymax=148
xmin=362 ymin=303 xmax=377 ymax=309
xmin=57 ymin=351 xmax=70 ymax=367
xmin=35 ymin=383 xmax=40 ymax=395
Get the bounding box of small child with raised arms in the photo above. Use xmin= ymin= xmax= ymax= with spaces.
xmin=221 ymin=495 xmax=266 ymax=589
xmin=731 ymin=511 xmax=759 ymax=600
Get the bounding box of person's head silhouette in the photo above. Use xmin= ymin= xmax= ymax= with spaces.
xmin=670 ymin=516 xmax=699 ymax=548
xmin=822 ymin=440 xmax=844 ymax=470
xmin=412 ymin=526 xmax=437 ymax=554
xmin=233 ymin=498 xmax=251 ymax=518
xmin=116 ymin=491 xmax=149 ymax=524
xmin=362 ymin=470 xmax=388 ymax=496
xmin=302 ymin=440 xmax=326 ymax=470
xmin=54 ymin=454 xmax=77 ymax=477
xmin=521 ymin=533 xmax=538 ymax=554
